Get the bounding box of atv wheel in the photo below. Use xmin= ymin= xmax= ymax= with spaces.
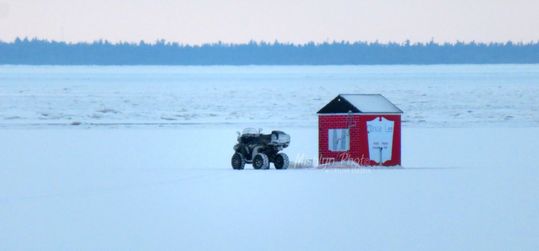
xmin=231 ymin=152 xmax=245 ymax=170
xmin=274 ymin=152 xmax=289 ymax=169
xmin=253 ymin=153 xmax=269 ymax=170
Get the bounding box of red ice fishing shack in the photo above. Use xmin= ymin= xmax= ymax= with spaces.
xmin=318 ymin=94 xmax=403 ymax=166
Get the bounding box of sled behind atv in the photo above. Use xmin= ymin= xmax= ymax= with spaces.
xmin=231 ymin=128 xmax=290 ymax=170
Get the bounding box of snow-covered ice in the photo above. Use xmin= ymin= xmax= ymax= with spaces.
xmin=1 ymin=65 xmax=538 ymax=250
xmin=1 ymin=127 xmax=538 ymax=250
xmin=1 ymin=65 xmax=538 ymax=128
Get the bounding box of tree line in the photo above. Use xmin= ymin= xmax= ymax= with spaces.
xmin=1 ymin=38 xmax=538 ymax=65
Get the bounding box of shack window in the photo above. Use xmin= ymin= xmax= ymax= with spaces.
xmin=328 ymin=128 xmax=350 ymax=152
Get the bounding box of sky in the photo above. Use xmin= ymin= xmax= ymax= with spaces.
xmin=0 ymin=0 xmax=538 ymax=44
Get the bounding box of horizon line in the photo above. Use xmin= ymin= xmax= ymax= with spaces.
xmin=3 ymin=37 xmax=539 ymax=46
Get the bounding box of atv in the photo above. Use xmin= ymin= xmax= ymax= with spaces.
xmin=231 ymin=128 xmax=290 ymax=170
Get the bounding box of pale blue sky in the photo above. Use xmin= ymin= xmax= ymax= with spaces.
xmin=0 ymin=0 xmax=538 ymax=44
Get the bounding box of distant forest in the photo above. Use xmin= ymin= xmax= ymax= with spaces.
xmin=1 ymin=38 xmax=539 ymax=65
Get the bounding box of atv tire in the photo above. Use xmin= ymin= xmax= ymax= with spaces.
xmin=231 ymin=152 xmax=245 ymax=170
xmin=253 ymin=153 xmax=270 ymax=170
xmin=274 ymin=152 xmax=289 ymax=169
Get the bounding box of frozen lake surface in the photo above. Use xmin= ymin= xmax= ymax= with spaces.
xmin=1 ymin=65 xmax=538 ymax=250
xmin=1 ymin=127 xmax=538 ymax=250
xmin=1 ymin=65 xmax=538 ymax=128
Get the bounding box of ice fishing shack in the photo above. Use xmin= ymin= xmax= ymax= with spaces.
xmin=317 ymin=94 xmax=403 ymax=166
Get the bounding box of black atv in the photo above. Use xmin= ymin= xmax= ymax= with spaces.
xmin=231 ymin=128 xmax=290 ymax=170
